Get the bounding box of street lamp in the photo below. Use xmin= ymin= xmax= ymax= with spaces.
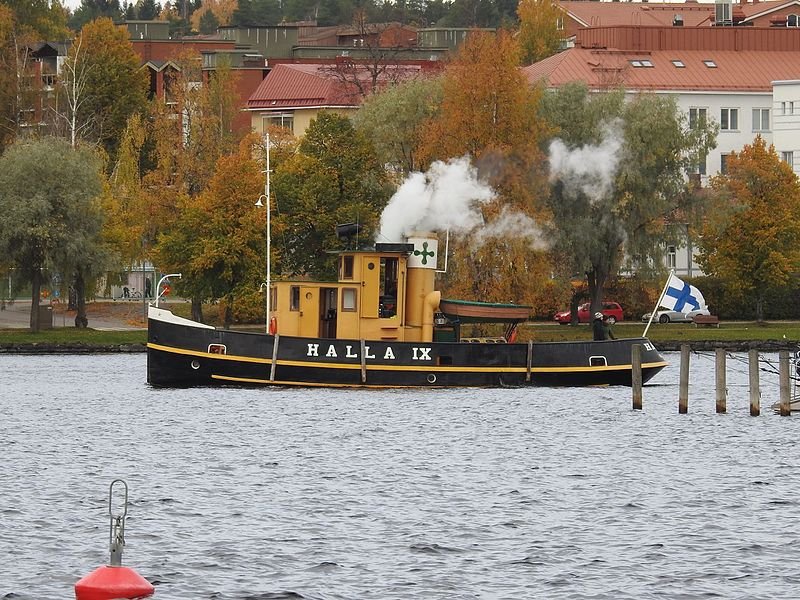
xmin=255 ymin=132 xmax=271 ymax=333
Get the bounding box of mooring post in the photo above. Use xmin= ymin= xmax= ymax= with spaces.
xmin=780 ymin=350 xmax=791 ymax=417
xmin=632 ymin=344 xmax=642 ymax=410
xmin=715 ymin=348 xmax=727 ymax=414
xmin=679 ymin=344 xmax=689 ymax=414
xmin=749 ymin=349 xmax=760 ymax=417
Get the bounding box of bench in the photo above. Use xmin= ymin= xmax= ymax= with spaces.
xmin=693 ymin=314 xmax=720 ymax=328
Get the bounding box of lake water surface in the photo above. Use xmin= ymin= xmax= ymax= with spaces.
xmin=2 ymin=351 xmax=800 ymax=599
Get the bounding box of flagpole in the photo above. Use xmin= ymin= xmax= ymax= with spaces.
xmin=643 ymin=270 xmax=674 ymax=338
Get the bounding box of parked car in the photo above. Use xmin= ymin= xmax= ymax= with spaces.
xmin=641 ymin=307 xmax=711 ymax=324
xmin=554 ymin=301 xmax=624 ymax=325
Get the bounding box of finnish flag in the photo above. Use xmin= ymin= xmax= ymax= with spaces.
xmin=661 ymin=274 xmax=706 ymax=314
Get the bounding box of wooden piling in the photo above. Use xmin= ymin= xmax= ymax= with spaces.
xmin=632 ymin=344 xmax=642 ymax=410
xmin=679 ymin=344 xmax=689 ymax=414
xmin=715 ymin=348 xmax=726 ymax=414
xmin=749 ymin=349 xmax=760 ymax=417
xmin=780 ymin=350 xmax=791 ymax=417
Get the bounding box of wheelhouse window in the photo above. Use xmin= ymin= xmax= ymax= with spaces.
xmin=752 ymin=108 xmax=770 ymax=132
xmin=379 ymin=257 xmax=399 ymax=318
xmin=341 ymin=255 xmax=354 ymax=280
xmin=342 ymin=288 xmax=357 ymax=312
xmin=720 ymin=108 xmax=739 ymax=131
xmin=290 ymin=286 xmax=300 ymax=311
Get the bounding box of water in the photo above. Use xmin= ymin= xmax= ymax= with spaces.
xmin=1 ymin=352 xmax=800 ymax=599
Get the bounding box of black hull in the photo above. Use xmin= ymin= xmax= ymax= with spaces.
xmin=147 ymin=312 xmax=668 ymax=389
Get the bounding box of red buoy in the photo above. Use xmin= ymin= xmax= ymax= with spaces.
xmin=75 ymin=480 xmax=155 ymax=600
xmin=75 ymin=565 xmax=154 ymax=600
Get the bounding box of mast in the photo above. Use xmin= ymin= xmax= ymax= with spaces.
xmin=256 ymin=133 xmax=271 ymax=331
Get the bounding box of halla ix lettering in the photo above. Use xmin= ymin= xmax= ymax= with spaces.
xmin=306 ymin=343 xmax=432 ymax=361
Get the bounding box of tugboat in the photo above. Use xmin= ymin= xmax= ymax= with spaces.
xmin=147 ymin=233 xmax=667 ymax=388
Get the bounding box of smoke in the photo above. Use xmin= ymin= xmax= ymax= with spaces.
xmin=377 ymin=156 xmax=548 ymax=252
xmin=472 ymin=206 xmax=549 ymax=251
xmin=548 ymin=124 xmax=623 ymax=203
xmin=377 ymin=157 xmax=495 ymax=243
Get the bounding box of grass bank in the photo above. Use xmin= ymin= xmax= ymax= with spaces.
xmin=0 ymin=319 xmax=798 ymax=350
xmin=0 ymin=328 xmax=146 ymax=346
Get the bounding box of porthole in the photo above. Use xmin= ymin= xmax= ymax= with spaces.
xmin=191 ymin=360 xmax=200 ymax=370
xmin=368 ymin=262 xmax=375 ymax=270
xmin=427 ymin=373 xmax=437 ymax=384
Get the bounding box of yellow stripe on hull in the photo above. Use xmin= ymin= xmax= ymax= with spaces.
xmin=148 ymin=342 xmax=667 ymax=375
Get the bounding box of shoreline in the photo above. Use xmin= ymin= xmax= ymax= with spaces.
xmin=0 ymin=340 xmax=796 ymax=355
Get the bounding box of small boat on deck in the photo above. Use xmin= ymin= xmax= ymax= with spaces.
xmin=147 ymin=234 xmax=667 ymax=388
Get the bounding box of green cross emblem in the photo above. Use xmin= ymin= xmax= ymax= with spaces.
xmin=414 ymin=242 xmax=435 ymax=265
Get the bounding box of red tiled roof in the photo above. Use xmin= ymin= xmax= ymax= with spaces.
xmin=247 ymin=62 xmax=424 ymax=110
xmin=523 ymin=47 xmax=800 ymax=92
xmin=739 ymin=0 xmax=800 ymax=19
xmin=559 ymin=1 xmax=714 ymax=28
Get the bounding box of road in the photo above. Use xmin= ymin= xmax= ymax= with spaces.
xmin=0 ymin=298 xmax=147 ymax=331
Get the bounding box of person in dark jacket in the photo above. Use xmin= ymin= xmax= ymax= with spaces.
xmin=592 ymin=311 xmax=615 ymax=341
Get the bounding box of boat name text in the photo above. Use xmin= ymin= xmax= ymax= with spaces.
xmin=306 ymin=343 xmax=432 ymax=361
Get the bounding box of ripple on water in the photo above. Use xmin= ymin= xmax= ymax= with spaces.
xmin=1 ymin=352 xmax=800 ymax=599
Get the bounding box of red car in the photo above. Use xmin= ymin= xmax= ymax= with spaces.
xmin=554 ymin=301 xmax=624 ymax=325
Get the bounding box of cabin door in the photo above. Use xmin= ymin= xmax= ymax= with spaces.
xmin=320 ymin=287 xmax=337 ymax=339
xmin=298 ymin=286 xmax=320 ymax=338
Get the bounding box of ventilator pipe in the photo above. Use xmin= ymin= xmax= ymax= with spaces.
xmin=421 ymin=290 xmax=441 ymax=343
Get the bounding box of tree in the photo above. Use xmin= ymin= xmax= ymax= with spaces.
xmin=540 ymin=82 xmax=718 ymax=320
xmin=353 ymin=76 xmax=443 ymax=176
xmin=69 ymin=0 xmax=122 ymax=30
xmin=697 ymin=136 xmax=800 ymax=322
xmin=56 ymin=18 xmax=148 ymax=159
xmin=272 ymin=112 xmax=392 ymax=279
xmin=154 ymin=138 xmax=266 ymax=329
xmin=517 ymin=0 xmax=563 ymax=65
xmin=0 ymin=137 xmax=104 ymax=331
xmin=137 ymin=0 xmax=158 ymax=20
xmin=198 ymin=8 xmax=219 ymax=33
xmin=414 ymin=29 xmax=553 ymax=308
xmin=142 ymin=52 xmax=242 ymax=319
xmin=231 ymin=0 xmax=282 ymax=26
xmin=0 ymin=1 xmax=69 ymax=151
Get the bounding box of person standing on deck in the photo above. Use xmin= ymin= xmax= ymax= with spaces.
xmin=592 ymin=311 xmax=614 ymax=341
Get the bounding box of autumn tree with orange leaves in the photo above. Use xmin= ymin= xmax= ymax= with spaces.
xmin=416 ymin=29 xmax=554 ymax=314
xmin=698 ymin=136 xmax=800 ymax=322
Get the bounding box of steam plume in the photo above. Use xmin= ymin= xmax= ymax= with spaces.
xmin=548 ymin=125 xmax=623 ymax=203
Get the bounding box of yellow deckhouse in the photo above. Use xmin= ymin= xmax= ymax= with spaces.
xmin=270 ymin=235 xmax=441 ymax=344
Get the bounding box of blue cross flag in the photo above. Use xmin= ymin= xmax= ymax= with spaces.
xmin=661 ymin=274 xmax=706 ymax=314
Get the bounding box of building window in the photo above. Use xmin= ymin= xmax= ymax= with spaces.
xmin=689 ymin=107 xmax=707 ymax=129
xmin=342 ymin=288 xmax=357 ymax=312
xmin=782 ymin=151 xmax=794 ymax=168
xmin=703 ymin=59 xmax=717 ymax=68
xmin=262 ymin=113 xmax=294 ymax=133
xmin=788 ymin=14 xmax=799 ymax=27
xmin=720 ymin=108 xmax=739 ymax=131
xmin=752 ymin=108 xmax=770 ymax=132
xmin=556 ymin=15 xmax=564 ymax=30
xmin=791 ymin=101 xmax=796 ymax=115
xmin=782 ymin=101 xmax=787 ymax=115
xmin=667 ymin=245 xmax=677 ymax=269
xmin=720 ymin=153 xmax=730 ymax=175
xmin=289 ymin=286 xmax=300 ymax=311
xmin=671 ymin=60 xmax=685 ymax=68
